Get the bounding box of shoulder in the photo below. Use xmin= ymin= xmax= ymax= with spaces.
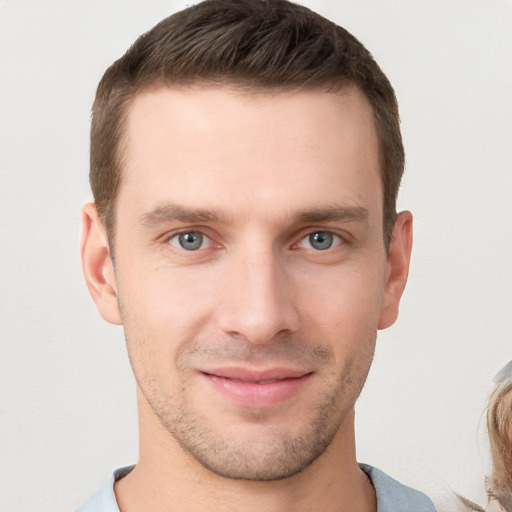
xmin=76 ymin=464 xmax=435 ymax=512
xmin=74 ymin=466 xmax=135 ymax=512
xmin=359 ymin=463 xmax=437 ymax=512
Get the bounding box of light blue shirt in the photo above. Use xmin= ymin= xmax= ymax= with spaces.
xmin=75 ymin=463 xmax=436 ymax=512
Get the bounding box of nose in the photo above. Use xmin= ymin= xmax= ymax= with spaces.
xmin=216 ymin=246 xmax=300 ymax=345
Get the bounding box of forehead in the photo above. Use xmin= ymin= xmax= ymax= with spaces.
xmin=118 ymin=85 xmax=382 ymax=226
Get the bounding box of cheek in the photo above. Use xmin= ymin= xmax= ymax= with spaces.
xmin=297 ymin=257 xmax=386 ymax=317
xmin=119 ymin=262 xmax=217 ymax=332
xmin=116 ymin=264 xmax=221 ymax=384
xmin=294 ymin=262 xmax=385 ymax=354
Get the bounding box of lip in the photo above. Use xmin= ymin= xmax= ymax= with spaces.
xmin=199 ymin=367 xmax=313 ymax=408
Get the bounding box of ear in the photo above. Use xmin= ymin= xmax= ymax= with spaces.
xmin=81 ymin=203 xmax=122 ymax=325
xmin=378 ymin=211 xmax=413 ymax=330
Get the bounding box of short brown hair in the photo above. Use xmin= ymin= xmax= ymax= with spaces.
xmin=90 ymin=0 xmax=404 ymax=247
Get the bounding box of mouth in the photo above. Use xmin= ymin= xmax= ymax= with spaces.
xmin=199 ymin=367 xmax=313 ymax=408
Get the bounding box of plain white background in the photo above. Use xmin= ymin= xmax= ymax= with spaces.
xmin=0 ymin=1 xmax=510 ymax=510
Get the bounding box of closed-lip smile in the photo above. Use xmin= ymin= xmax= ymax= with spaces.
xmin=199 ymin=366 xmax=313 ymax=407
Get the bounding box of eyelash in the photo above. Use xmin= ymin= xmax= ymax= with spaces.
xmin=164 ymin=229 xmax=347 ymax=254
xmin=166 ymin=231 xmax=214 ymax=251
xmin=297 ymin=231 xmax=344 ymax=251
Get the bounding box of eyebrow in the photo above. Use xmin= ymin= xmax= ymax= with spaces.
xmin=293 ymin=205 xmax=369 ymax=224
xmin=137 ymin=202 xmax=369 ymax=228
xmin=137 ymin=203 xmax=231 ymax=227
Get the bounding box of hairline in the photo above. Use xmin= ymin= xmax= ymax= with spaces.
xmin=102 ymin=78 xmax=393 ymax=257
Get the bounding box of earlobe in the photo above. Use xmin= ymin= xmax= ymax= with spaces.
xmin=81 ymin=203 xmax=122 ymax=325
xmin=378 ymin=211 xmax=413 ymax=330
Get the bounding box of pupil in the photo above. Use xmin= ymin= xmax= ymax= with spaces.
xmin=179 ymin=232 xmax=202 ymax=250
xmin=310 ymin=232 xmax=333 ymax=250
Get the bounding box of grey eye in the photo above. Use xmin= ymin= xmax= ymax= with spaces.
xmin=308 ymin=232 xmax=334 ymax=250
xmin=170 ymin=232 xmax=206 ymax=251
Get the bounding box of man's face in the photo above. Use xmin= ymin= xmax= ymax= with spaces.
xmin=87 ymin=85 xmax=410 ymax=480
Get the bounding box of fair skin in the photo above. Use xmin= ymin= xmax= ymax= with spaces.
xmin=82 ymin=85 xmax=412 ymax=512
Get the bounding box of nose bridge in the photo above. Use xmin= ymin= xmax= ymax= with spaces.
xmin=217 ymin=240 xmax=298 ymax=344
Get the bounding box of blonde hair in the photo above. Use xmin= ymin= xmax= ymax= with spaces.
xmin=486 ymin=362 xmax=512 ymax=510
xmin=455 ymin=363 xmax=512 ymax=512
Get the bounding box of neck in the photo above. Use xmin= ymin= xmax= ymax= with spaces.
xmin=114 ymin=390 xmax=376 ymax=512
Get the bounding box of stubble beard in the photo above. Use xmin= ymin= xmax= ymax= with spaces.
xmin=118 ymin=284 xmax=377 ymax=483
xmin=138 ymin=347 xmax=372 ymax=482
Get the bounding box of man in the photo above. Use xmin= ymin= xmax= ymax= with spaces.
xmin=77 ymin=0 xmax=435 ymax=510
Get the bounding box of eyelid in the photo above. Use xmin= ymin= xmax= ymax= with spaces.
xmin=159 ymin=226 xmax=349 ymax=253
xmin=167 ymin=231 xmax=211 ymax=250
xmin=299 ymin=227 xmax=347 ymax=240
xmin=162 ymin=227 xmax=221 ymax=252
xmin=298 ymin=231 xmax=343 ymax=249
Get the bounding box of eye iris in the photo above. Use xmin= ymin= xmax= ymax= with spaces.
xmin=178 ymin=232 xmax=203 ymax=250
xmin=309 ymin=232 xmax=333 ymax=250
